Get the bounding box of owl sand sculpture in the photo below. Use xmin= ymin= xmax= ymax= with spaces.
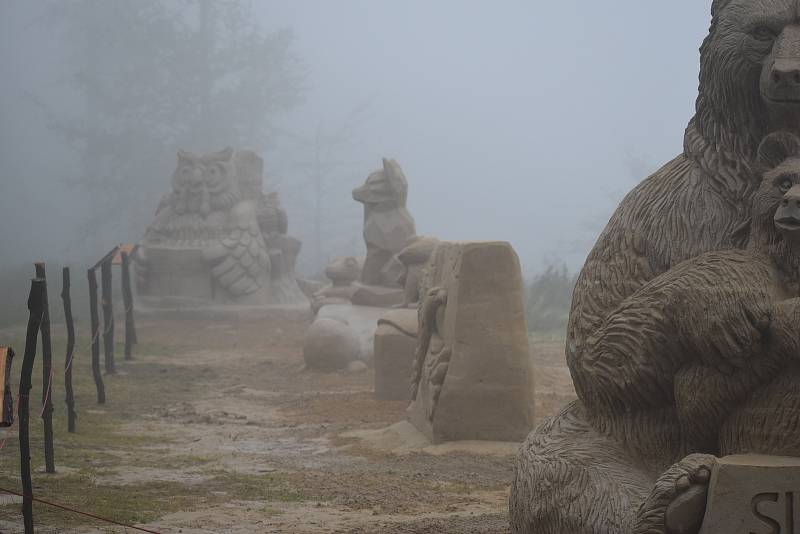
xmin=135 ymin=147 xmax=306 ymax=308
xmin=511 ymin=1 xmax=800 ymax=533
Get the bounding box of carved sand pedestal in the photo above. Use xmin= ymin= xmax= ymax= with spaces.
xmin=700 ymin=455 xmax=800 ymax=534
xmin=373 ymin=309 xmax=417 ymax=401
xmin=370 ymin=236 xmax=439 ymax=400
xmin=302 ymin=304 xmax=386 ymax=370
xmin=407 ymin=241 xmax=534 ymax=443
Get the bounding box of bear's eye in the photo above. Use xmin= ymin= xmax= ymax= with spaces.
xmin=779 ymin=177 xmax=794 ymax=193
xmin=752 ymin=26 xmax=776 ymax=42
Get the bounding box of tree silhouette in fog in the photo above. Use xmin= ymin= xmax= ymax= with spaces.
xmin=35 ymin=0 xmax=307 ymax=242
xmin=525 ymin=264 xmax=577 ymax=335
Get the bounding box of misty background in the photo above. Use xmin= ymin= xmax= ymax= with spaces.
xmin=0 ymin=1 xmax=711 ymax=313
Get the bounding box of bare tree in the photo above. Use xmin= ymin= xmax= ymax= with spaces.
xmin=275 ymin=100 xmax=373 ymax=274
xmin=34 ymin=0 xmax=307 ymax=246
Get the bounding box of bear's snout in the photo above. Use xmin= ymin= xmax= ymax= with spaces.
xmin=763 ymin=25 xmax=800 ymax=104
xmin=774 ymin=184 xmax=800 ymax=234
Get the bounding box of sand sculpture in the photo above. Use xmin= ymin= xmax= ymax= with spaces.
xmin=511 ymin=2 xmax=800 ymax=532
xmin=304 ymin=159 xmax=419 ymax=370
xmin=407 ymin=241 xmax=533 ymax=443
xmin=396 ymin=236 xmax=440 ymax=309
xmin=352 ymin=158 xmax=416 ymax=295
xmin=134 ymin=148 xmax=306 ymax=311
xmin=303 ymin=317 xmax=361 ymax=371
xmin=697 ymin=455 xmax=800 ymax=534
xmin=373 ymin=310 xmax=418 ymax=400
xmin=310 ymin=256 xmax=361 ymax=313
xmin=373 ymin=236 xmax=439 ymax=400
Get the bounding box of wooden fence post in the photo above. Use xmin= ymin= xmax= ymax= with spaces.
xmin=62 ymin=267 xmax=77 ymax=433
xmin=121 ymin=251 xmax=136 ymax=360
xmin=101 ymin=259 xmax=115 ymax=375
xmin=34 ymin=263 xmax=55 ymax=474
xmin=20 ymin=278 xmax=44 ymax=534
xmin=0 ymin=348 xmax=14 ymax=427
xmin=88 ymin=269 xmax=105 ymax=404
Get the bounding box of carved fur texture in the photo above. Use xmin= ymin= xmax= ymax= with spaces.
xmin=511 ymin=2 xmax=800 ymax=533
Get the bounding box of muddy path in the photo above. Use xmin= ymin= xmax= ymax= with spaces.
xmin=0 ymin=314 xmax=574 ymax=533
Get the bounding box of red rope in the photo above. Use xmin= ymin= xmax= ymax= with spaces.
xmin=64 ymin=330 xmax=99 ymax=375
xmin=0 ymin=486 xmax=162 ymax=533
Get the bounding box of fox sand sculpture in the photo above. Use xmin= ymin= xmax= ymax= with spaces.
xmin=511 ymin=2 xmax=800 ymax=533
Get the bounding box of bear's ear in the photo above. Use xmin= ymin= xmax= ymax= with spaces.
xmin=711 ymin=0 xmax=732 ymax=17
xmin=757 ymin=131 xmax=800 ymax=168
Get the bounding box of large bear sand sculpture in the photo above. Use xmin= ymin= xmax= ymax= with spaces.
xmin=511 ymin=2 xmax=800 ymax=533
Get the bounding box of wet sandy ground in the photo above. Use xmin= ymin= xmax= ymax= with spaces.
xmin=0 ymin=314 xmax=575 ymax=533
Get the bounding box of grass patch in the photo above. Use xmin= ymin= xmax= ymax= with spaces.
xmin=0 ymin=474 xmax=195 ymax=528
xmin=0 ymin=327 xmax=220 ymax=529
xmin=529 ymin=332 xmax=567 ymax=344
xmin=204 ymin=471 xmax=307 ymax=503
xmin=258 ymin=505 xmax=285 ymax=517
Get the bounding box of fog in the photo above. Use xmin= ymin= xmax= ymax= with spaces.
xmin=0 ymin=0 xmax=712 ymax=276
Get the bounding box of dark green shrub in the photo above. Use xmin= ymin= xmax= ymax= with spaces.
xmin=525 ymin=264 xmax=577 ymax=336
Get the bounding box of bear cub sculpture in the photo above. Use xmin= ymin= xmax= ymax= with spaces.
xmin=583 ymin=131 xmax=800 ymax=534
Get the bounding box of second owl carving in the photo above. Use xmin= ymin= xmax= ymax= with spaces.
xmin=135 ymin=147 xmax=306 ymax=307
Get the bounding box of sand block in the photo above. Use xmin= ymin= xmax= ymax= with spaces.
xmin=700 ymin=454 xmax=800 ymax=534
xmin=374 ymin=309 xmax=418 ymax=401
xmin=407 ymin=241 xmax=534 ymax=442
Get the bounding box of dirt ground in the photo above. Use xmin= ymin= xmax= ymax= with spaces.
xmin=0 ymin=313 xmax=575 ymax=533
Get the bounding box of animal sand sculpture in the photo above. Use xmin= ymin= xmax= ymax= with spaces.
xmin=395 ymin=236 xmax=440 ymax=309
xmin=134 ymin=148 xmax=307 ymax=311
xmin=533 ymin=133 xmax=800 ymax=534
xmin=373 ymin=236 xmax=440 ymax=400
xmin=310 ymin=256 xmax=361 ymax=314
xmin=407 ymin=241 xmax=533 ymax=443
xmin=304 ymin=159 xmax=419 ymax=370
xmin=352 ymin=158 xmax=416 ymax=294
xmin=511 ymin=2 xmax=800 ymax=532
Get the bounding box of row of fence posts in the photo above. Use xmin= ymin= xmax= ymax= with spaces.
xmin=8 ymin=246 xmax=137 ymax=532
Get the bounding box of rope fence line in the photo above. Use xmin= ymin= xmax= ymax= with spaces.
xmin=0 ymin=487 xmax=161 ymax=533
xmin=0 ymin=330 xmax=102 ymax=454
xmin=3 ymin=256 xmax=140 ymax=531
xmin=24 ymin=330 xmax=102 ymax=422
xmin=39 ymin=368 xmax=54 ymax=419
xmin=64 ymin=330 xmax=100 ymax=375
